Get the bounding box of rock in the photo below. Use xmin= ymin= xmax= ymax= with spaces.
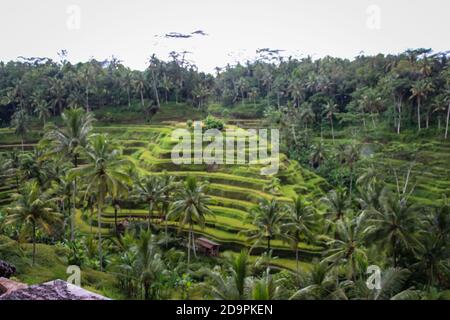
xmin=0 ymin=260 xmax=16 ymax=278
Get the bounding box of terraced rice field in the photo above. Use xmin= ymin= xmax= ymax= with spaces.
xmin=0 ymin=122 xmax=327 ymax=264
xmin=89 ymin=123 xmax=326 ymax=257
xmin=317 ymin=132 xmax=450 ymax=206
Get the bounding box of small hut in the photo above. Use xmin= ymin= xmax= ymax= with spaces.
xmin=196 ymin=237 xmax=220 ymax=257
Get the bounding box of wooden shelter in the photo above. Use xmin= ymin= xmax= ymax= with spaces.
xmin=195 ymin=237 xmax=220 ymax=257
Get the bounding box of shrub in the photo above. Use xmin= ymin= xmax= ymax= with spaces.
xmin=203 ymin=115 xmax=224 ymax=131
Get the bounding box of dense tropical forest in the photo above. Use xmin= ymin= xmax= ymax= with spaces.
xmin=0 ymin=48 xmax=449 ymax=300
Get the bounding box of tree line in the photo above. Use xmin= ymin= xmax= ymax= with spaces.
xmin=1 ymin=49 xmax=449 ymax=138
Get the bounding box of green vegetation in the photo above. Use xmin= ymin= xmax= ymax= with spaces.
xmin=0 ymin=48 xmax=449 ymax=300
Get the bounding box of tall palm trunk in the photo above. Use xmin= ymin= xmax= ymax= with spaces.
xmin=148 ymin=201 xmax=153 ymax=231
xmin=330 ymin=117 xmax=335 ymax=143
xmin=127 ymin=86 xmax=131 ymax=108
xmin=71 ymin=180 xmax=76 ymax=241
xmin=267 ymin=236 xmax=271 ymax=254
xmin=445 ymin=103 xmax=449 ymax=140
xmin=187 ymin=226 xmax=192 ymax=267
xmin=71 ymin=155 xmax=78 ymax=241
xmin=150 ymin=68 xmax=160 ymax=108
xmin=32 ymin=221 xmax=36 ymax=266
xmin=98 ymin=202 xmax=103 ymax=272
xmin=192 ymin=230 xmax=197 ymax=258
xmin=114 ymin=204 xmax=118 ymax=236
xmin=140 ymin=89 xmax=144 ymax=108
xmin=417 ymin=97 xmax=421 ymax=130
xmin=85 ymin=87 xmax=90 ymax=112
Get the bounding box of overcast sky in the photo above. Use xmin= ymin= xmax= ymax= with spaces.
xmin=0 ymin=0 xmax=448 ymax=72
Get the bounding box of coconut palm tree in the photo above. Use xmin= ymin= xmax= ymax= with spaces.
xmin=410 ymin=79 xmax=433 ymax=131
xmin=413 ymin=200 xmax=450 ymax=288
xmin=133 ymin=229 xmax=165 ymax=299
xmin=10 ymin=109 xmax=29 ymax=152
xmin=340 ymin=143 xmax=360 ymax=196
xmin=32 ymin=95 xmax=51 ymax=127
xmin=309 ymin=141 xmax=327 ymax=168
xmin=299 ymin=102 xmax=315 ymax=130
xmin=48 ymin=78 xmax=66 ymax=115
xmin=161 ymin=73 xmax=172 ymax=103
xmin=350 ymin=267 xmax=419 ymax=300
xmin=282 ymin=196 xmax=317 ymax=276
xmin=69 ymin=134 xmax=132 ymax=271
xmin=364 ymin=192 xmax=421 ymax=267
xmin=135 ymin=175 xmax=165 ymax=231
xmin=168 ymin=176 xmax=212 ymax=266
xmin=320 ymin=187 xmax=349 ymax=221
xmin=322 ymin=101 xmax=338 ymax=142
xmin=133 ymin=73 xmax=146 ymax=108
xmin=243 ymin=198 xmax=286 ymax=254
xmin=2 ymin=149 xmax=23 ymax=190
xmin=159 ymin=173 xmax=178 ymax=246
xmin=6 ymin=181 xmax=61 ymax=265
xmin=323 ymin=215 xmax=368 ymax=281
xmin=431 ymin=92 xmax=450 ymax=139
xmin=290 ymin=260 xmax=350 ymax=300
xmin=249 ymin=268 xmax=283 ymax=300
xmin=44 ymin=107 xmax=95 ymax=240
xmin=202 ymin=250 xmax=250 ymax=300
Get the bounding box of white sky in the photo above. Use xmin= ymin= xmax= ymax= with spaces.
xmin=0 ymin=0 xmax=448 ymax=72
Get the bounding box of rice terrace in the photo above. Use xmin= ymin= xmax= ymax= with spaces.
xmin=0 ymin=0 xmax=449 ymax=304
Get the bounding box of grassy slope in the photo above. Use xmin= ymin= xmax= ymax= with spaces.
xmin=0 ymin=235 xmax=121 ymax=298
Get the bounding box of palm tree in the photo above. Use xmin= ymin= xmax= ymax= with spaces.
xmin=10 ymin=109 xmax=29 ymax=151
xmin=282 ymin=196 xmax=317 ymax=276
xmin=309 ymin=141 xmax=327 ymax=168
xmin=161 ymin=73 xmax=172 ymax=103
xmin=168 ymin=176 xmax=212 ymax=266
xmin=413 ymin=200 xmax=450 ymax=288
xmin=45 ymin=107 xmax=95 ymax=240
xmin=69 ymin=134 xmax=132 ymax=271
xmin=431 ymin=93 xmax=450 ymax=139
xmin=159 ymin=173 xmax=178 ymax=246
xmin=6 ymin=181 xmax=61 ymax=265
xmin=2 ymin=150 xmax=23 ymax=190
xmin=340 ymin=143 xmax=360 ymax=196
xmin=322 ymin=101 xmax=338 ymax=142
xmin=323 ymin=215 xmax=368 ymax=281
xmin=120 ymin=67 xmax=133 ymax=108
xmin=32 ymin=94 xmax=51 ymax=127
xmin=364 ymin=192 xmax=421 ymax=267
xmin=351 ymin=267 xmax=418 ymax=300
xmin=320 ymin=187 xmax=349 ymax=221
xmin=288 ymin=78 xmax=304 ymax=107
xmin=133 ymin=73 xmax=146 ymax=108
xmin=202 ymin=250 xmax=250 ymax=300
xmin=48 ymin=78 xmax=66 ymax=115
xmin=135 ymin=175 xmax=165 ymax=231
xmin=290 ymin=260 xmax=349 ymax=300
xmin=410 ymin=79 xmax=433 ymax=131
xmin=249 ymin=268 xmax=283 ymax=300
xmin=243 ymin=198 xmax=286 ymax=254
xmin=133 ymin=230 xmax=165 ymax=299
xmin=149 ymin=54 xmax=161 ymax=109
xmin=299 ymin=102 xmax=315 ymax=130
